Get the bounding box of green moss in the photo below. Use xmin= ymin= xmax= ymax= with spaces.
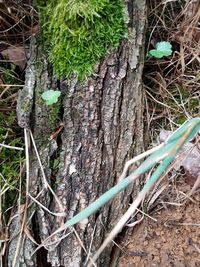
xmin=166 ymin=85 xmax=199 ymax=125
xmin=0 ymin=65 xmax=17 ymax=84
xmin=0 ymin=112 xmax=24 ymax=211
xmin=37 ymin=0 xmax=127 ymax=79
xmin=48 ymin=102 xmax=61 ymax=131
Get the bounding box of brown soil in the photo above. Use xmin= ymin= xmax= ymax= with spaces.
xmin=118 ymin=193 xmax=200 ymax=267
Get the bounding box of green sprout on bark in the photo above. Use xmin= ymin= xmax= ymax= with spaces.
xmin=41 ymin=90 xmax=61 ymax=105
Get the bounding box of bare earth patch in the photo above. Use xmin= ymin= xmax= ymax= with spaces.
xmin=119 ymin=192 xmax=200 ymax=267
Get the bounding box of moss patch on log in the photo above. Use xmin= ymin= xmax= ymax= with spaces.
xmin=38 ymin=0 xmax=127 ymax=79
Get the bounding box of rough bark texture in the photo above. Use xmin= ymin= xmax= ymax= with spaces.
xmin=9 ymin=1 xmax=146 ymax=266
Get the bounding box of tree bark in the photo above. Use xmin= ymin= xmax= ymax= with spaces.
xmin=8 ymin=1 xmax=147 ymax=266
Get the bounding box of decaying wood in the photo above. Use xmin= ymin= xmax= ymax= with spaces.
xmin=11 ymin=1 xmax=147 ymax=266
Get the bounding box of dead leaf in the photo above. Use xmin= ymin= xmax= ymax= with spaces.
xmin=160 ymin=129 xmax=200 ymax=187
xmin=1 ymin=46 xmax=27 ymax=70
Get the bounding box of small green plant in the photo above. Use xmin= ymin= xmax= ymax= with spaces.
xmin=41 ymin=90 xmax=61 ymax=105
xmin=149 ymin=41 xmax=172 ymax=58
xmin=0 ymin=112 xmax=24 ymax=212
xmin=38 ymin=0 xmax=127 ymax=79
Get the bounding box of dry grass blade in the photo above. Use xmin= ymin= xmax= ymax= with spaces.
xmin=12 ymin=129 xmax=29 ymax=267
xmin=189 ymin=174 xmax=200 ymax=196
xmin=73 ymin=228 xmax=97 ymax=267
xmin=118 ymin=143 xmax=164 ymax=182
xmin=28 ymin=193 xmax=65 ymax=217
xmin=90 ymin=191 xmax=145 ymax=266
xmin=29 ymin=129 xmax=66 ymax=216
xmin=0 ymin=143 xmax=23 ymax=150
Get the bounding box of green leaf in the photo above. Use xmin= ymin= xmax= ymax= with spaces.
xmin=149 ymin=50 xmax=165 ymax=58
xmin=149 ymin=41 xmax=172 ymax=58
xmin=41 ymin=90 xmax=61 ymax=105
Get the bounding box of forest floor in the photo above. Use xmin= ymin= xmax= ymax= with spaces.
xmin=118 ymin=1 xmax=200 ymax=266
xmin=119 ymin=184 xmax=200 ymax=267
xmin=0 ymin=1 xmax=200 ymax=267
